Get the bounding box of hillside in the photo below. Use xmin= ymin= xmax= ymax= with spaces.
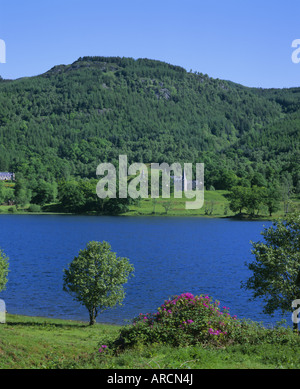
xmin=0 ymin=56 xmax=299 ymax=191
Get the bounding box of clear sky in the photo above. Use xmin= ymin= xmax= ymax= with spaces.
xmin=0 ymin=0 xmax=300 ymax=88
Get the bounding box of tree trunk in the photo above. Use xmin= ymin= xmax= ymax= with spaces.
xmin=89 ymin=308 xmax=96 ymax=325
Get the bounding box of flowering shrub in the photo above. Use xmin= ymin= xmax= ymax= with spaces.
xmin=115 ymin=293 xmax=241 ymax=348
xmin=99 ymin=345 xmax=108 ymax=353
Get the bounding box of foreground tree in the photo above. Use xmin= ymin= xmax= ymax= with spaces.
xmin=63 ymin=241 xmax=134 ymax=325
xmin=0 ymin=248 xmax=9 ymax=292
xmin=241 ymin=212 xmax=300 ymax=330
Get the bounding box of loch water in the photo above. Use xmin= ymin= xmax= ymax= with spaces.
xmin=0 ymin=215 xmax=290 ymax=326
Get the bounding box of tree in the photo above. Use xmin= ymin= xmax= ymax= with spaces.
xmin=264 ymin=185 xmax=281 ymax=217
xmin=250 ymin=172 xmax=267 ymax=188
xmin=161 ymin=200 xmax=173 ymax=214
xmin=246 ymin=186 xmax=267 ymax=216
xmin=14 ymin=178 xmax=32 ymax=208
xmin=215 ymin=170 xmax=238 ymax=190
xmin=0 ymin=248 xmax=9 ymax=292
xmin=228 ymin=185 xmax=267 ymax=216
xmin=104 ymin=198 xmax=130 ymax=215
xmin=31 ymin=180 xmax=57 ymax=206
xmin=241 ymin=212 xmax=300 ymax=330
xmin=63 ymin=241 xmax=134 ymax=325
xmin=228 ymin=186 xmax=248 ymax=214
xmin=78 ymin=180 xmax=103 ymax=213
xmin=58 ymin=181 xmax=86 ymax=213
xmin=281 ymin=174 xmax=294 ymax=215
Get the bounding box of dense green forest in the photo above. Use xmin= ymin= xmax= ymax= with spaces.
xmin=0 ymin=56 xmax=299 ymax=212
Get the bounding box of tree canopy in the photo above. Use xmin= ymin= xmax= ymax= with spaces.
xmin=63 ymin=241 xmax=134 ymax=325
xmin=241 ymin=212 xmax=300 ymax=329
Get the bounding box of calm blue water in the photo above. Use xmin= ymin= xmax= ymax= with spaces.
xmin=0 ymin=215 xmax=289 ymax=326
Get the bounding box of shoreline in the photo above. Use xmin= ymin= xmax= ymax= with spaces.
xmin=0 ymin=209 xmax=277 ymax=221
xmin=2 ymin=312 xmax=122 ymax=327
xmin=2 ymin=311 xmax=290 ymax=330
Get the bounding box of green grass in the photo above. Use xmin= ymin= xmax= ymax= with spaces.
xmin=0 ymin=314 xmax=120 ymax=369
xmin=1 ymin=314 xmax=300 ymax=369
xmin=125 ymin=190 xmax=230 ymax=217
xmin=0 ymin=189 xmax=299 ymax=219
xmin=125 ymin=190 xmax=299 ymax=220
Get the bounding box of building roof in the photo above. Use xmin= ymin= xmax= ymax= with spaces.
xmin=0 ymin=172 xmax=14 ymax=179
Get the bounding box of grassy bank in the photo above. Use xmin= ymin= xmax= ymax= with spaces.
xmin=1 ymin=313 xmax=300 ymax=369
xmin=1 ymin=189 xmax=299 ymax=220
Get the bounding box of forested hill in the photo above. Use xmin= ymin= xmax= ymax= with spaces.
xmin=0 ymin=56 xmax=299 ymax=190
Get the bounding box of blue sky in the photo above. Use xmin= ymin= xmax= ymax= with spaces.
xmin=0 ymin=0 xmax=300 ymax=88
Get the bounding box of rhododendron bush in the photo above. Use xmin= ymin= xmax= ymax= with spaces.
xmin=115 ymin=293 xmax=241 ymax=348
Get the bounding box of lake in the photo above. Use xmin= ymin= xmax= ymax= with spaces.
xmin=0 ymin=214 xmax=290 ymax=326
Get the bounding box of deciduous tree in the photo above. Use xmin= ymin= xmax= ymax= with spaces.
xmin=241 ymin=212 xmax=300 ymax=330
xmin=63 ymin=241 xmax=134 ymax=325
